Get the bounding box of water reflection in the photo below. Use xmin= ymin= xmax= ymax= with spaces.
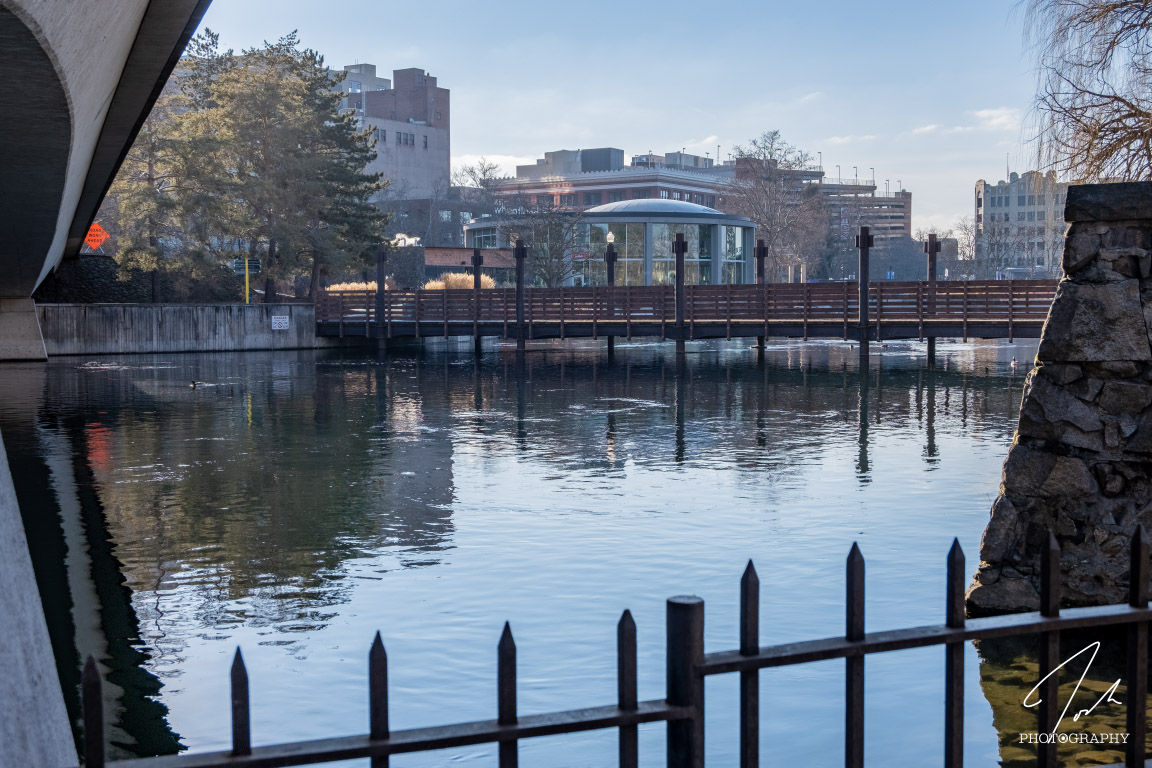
xmin=2 ymin=340 xmax=1036 ymax=765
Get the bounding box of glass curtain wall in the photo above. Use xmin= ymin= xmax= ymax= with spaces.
xmin=576 ymin=223 xmax=646 ymax=286
xmin=721 ymin=225 xmax=748 ymax=284
xmin=652 ymin=223 xmax=713 ymax=285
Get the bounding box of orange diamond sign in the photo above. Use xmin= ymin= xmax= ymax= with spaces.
xmin=84 ymin=223 xmax=110 ymax=250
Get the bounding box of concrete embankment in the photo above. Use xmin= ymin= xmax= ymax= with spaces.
xmin=0 ymin=428 xmax=76 ymax=767
xmin=38 ymin=303 xmax=342 ymax=356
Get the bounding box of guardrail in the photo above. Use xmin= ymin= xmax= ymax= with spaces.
xmin=79 ymin=528 xmax=1150 ymax=768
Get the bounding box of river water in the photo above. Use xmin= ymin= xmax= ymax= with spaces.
xmin=2 ymin=339 xmax=1044 ymax=766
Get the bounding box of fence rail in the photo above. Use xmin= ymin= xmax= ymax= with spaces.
xmin=314 ymin=280 xmax=1058 ymax=342
xmin=80 ymin=526 xmax=1151 ymax=768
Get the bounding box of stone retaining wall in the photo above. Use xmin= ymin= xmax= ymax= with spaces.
xmin=967 ymin=181 xmax=1152 ymax=615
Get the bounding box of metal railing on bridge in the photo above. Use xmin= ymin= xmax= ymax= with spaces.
xmin=315 ymin=280 xmax=1058 ymax=341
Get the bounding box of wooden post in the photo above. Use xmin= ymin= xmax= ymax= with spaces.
xmin=472 ymin=248 xmax=483 ymax=355
xmin=925 ymin=233 xmax=940 ymax=368
xmin=515 ymin=240 xmax=526 ymax=352
xmin=674 ymin=232 xmax=686 ymax=355
xmin=375 ymin=244 xmax=388 ymax=355
xmin=606 ymin=241 xmax=617 ymax=356
xmin=755 ymin=239 xmax=767 ymax=350
xmin=856 ymin=227 xmax=874 ymax=361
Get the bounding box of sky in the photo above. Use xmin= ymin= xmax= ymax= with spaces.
xmin=198 ymin=0 xmax=1042 ymax=233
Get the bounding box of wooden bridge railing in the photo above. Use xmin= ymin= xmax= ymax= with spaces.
xmin=315 ymin=281 xmax=1058 ymax=334
xmin=79 ymin=528 xmax=1152 ymax=768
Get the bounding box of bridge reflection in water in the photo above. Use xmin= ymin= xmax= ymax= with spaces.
xmin=0 ymin=341 xmax=1035 ymax=764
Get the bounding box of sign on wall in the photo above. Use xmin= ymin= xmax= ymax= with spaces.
xmin=271 ymin=315 xmax=290 ymax=330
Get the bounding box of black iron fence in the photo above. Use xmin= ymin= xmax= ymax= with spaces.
xmin=79 ymin=529 xmax=1152 ymax=768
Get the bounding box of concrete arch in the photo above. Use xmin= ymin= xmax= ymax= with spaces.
xmin=0 ymin=7 xmax=71 ymax=298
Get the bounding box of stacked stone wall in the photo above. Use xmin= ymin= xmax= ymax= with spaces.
xmin=968 ymin=182 xmax=1152 ymax=615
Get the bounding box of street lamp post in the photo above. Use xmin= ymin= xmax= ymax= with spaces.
xmin=605 ymin=231 xmax=617 ymax=356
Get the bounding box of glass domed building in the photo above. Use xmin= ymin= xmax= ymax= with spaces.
xmin=464 ymin=199 xmax=756 ymax=286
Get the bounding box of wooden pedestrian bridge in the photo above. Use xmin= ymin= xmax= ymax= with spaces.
xmin=316 ymin=279 xmax=1058 ymax=344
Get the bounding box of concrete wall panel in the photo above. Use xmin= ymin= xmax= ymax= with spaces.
xmin=38 ymin=304 xmax=340 ymax=356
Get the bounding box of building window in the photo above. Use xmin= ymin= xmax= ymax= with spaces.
xmin=1037 ymin=195 xmax=1046 ymax=205
xmin=1038 ymin=210 xmax=1046 ymax=220
xmin=460 ymin=211 xmax=472 ymax=224
xmin=1027 ymin=211 xmax=1035 ymax=221
xmin=435 ymin=111 xmax=441 ymax=121
xmin=1018 ymin=212 xmax=1026 ymax=221
xmin=537 ymin=194 xmax=552 ymax=207
xmin=1028 ymin=195 xmax=1036 ymax=205
xmin=348 ymin=80 xmax=362 ymax=93
xmin=1018 ymin=195 xmax=1026 ymax=206
xmin=976 ymin=213 xmax=982 ymax=223
xmin=634 ymin=190 xmax=650 ymax=199
xmin=707 ymin=196 xmax=715 ymax=207
xmin=659 ymin=190 xmax=669 ymax=199
xmin=439 ymin=210 xmax=452 ymax=222
xmin=977 ymin=196 xmax=983 ymax=208
xmin=607 ymin=192 xmax=625 ymax=203
xmin=583 ymin=192 xmax=602 ymax=206
xmin=396 ymin=132 xmax=402 ymax=145
xmin=559 ymin=193 xmax=577 ymax=206
xmin=423 ymin=135 xmax=428 ymax=148
xmin=672 ymin=191 xmax=681 ymax=200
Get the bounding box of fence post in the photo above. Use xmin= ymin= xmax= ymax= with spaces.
xmin=1128 ymin=525 xmax=1149 ymax=768
xmin=740 ymin=562 xmax=759 ymax=768
xmin=515 ymin=240 xmax=526 ymax=352
xmin=1037 ymin=531 xmax=1060 ymax=768
xmin=945 ymin=540 xmax=964 ymax=768
xmin=925 ymin=233 xmax=940 ymax=367
xmin=83 ymin=656 xmax=105 ymax=768
xmin=755 ymin=239 xmax=767 ymax=350
xmin=606 ymin=241 xmax=617 ymax=357
xmin=375 ymin=244 xmax=387 ymax=355
xmin=472 ymin=248 xmax=483 ymax=355
xmin=846 ymin=544 xmax=865 ymax=768
xmin=498 ymin=623 xmax=518 ymax=768
xmin=674 ymin=233 xmax=687 ymax=355
xmin=667 ymin=595 xmax=704 ymax=768
xmin=618 ymin=610 xmax=638 ymax=768
xmin=856 ymin=227 xmax=874 ymax=364
xmin=231 ymin=648 xmax=251 ymax=757
xmin=369 ymin=632 xmax=389 ymax=768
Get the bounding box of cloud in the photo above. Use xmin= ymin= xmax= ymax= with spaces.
xmin=943 ymin=125 xmax=975 ymax=134
xmin=798 ymin=91 xmax=823 ymax=104
xmin=971 ymin=107 xmax=1022 ymax=132
xmin=823 ymin=134 xmax=878 ymax=145
xmin=912 ymin=125 xmax=940 ymax=135
xmin=452 ymin=154 xmax=539 ymax=178
xmin=683 ymin=135 xmax=720 ymax=149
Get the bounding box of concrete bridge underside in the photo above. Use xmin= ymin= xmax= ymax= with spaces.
xmin=0 ymin=3 xmax=211 ymax=766
xmin=0 ymin=0 xmax=211 ymax=360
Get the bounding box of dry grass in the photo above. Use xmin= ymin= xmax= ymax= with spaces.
xmin=422 ymin=272 xmax=496 ymax=290
xmin=326 ymin=278 xmax=396 ymax=292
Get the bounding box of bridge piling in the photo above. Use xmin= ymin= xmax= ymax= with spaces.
xmin=856 ymin=226 xmax=874 ymax=363
xmin=375 ymin=244 xmax=387 ymax=356
xmin=674 ymin=233 xmax=686 ymax=356
xmin=925 ymin=234 xmax=941 ymax=369
xmin=755 ymin=240 xmax=767 ymax=350
xmin=514 ymin=240 xmax=526 ymax=353
xmin=473 ymin=248 xmax=483 ymax=356
xmin=605 ymin=240 xmax=617 ymax=358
